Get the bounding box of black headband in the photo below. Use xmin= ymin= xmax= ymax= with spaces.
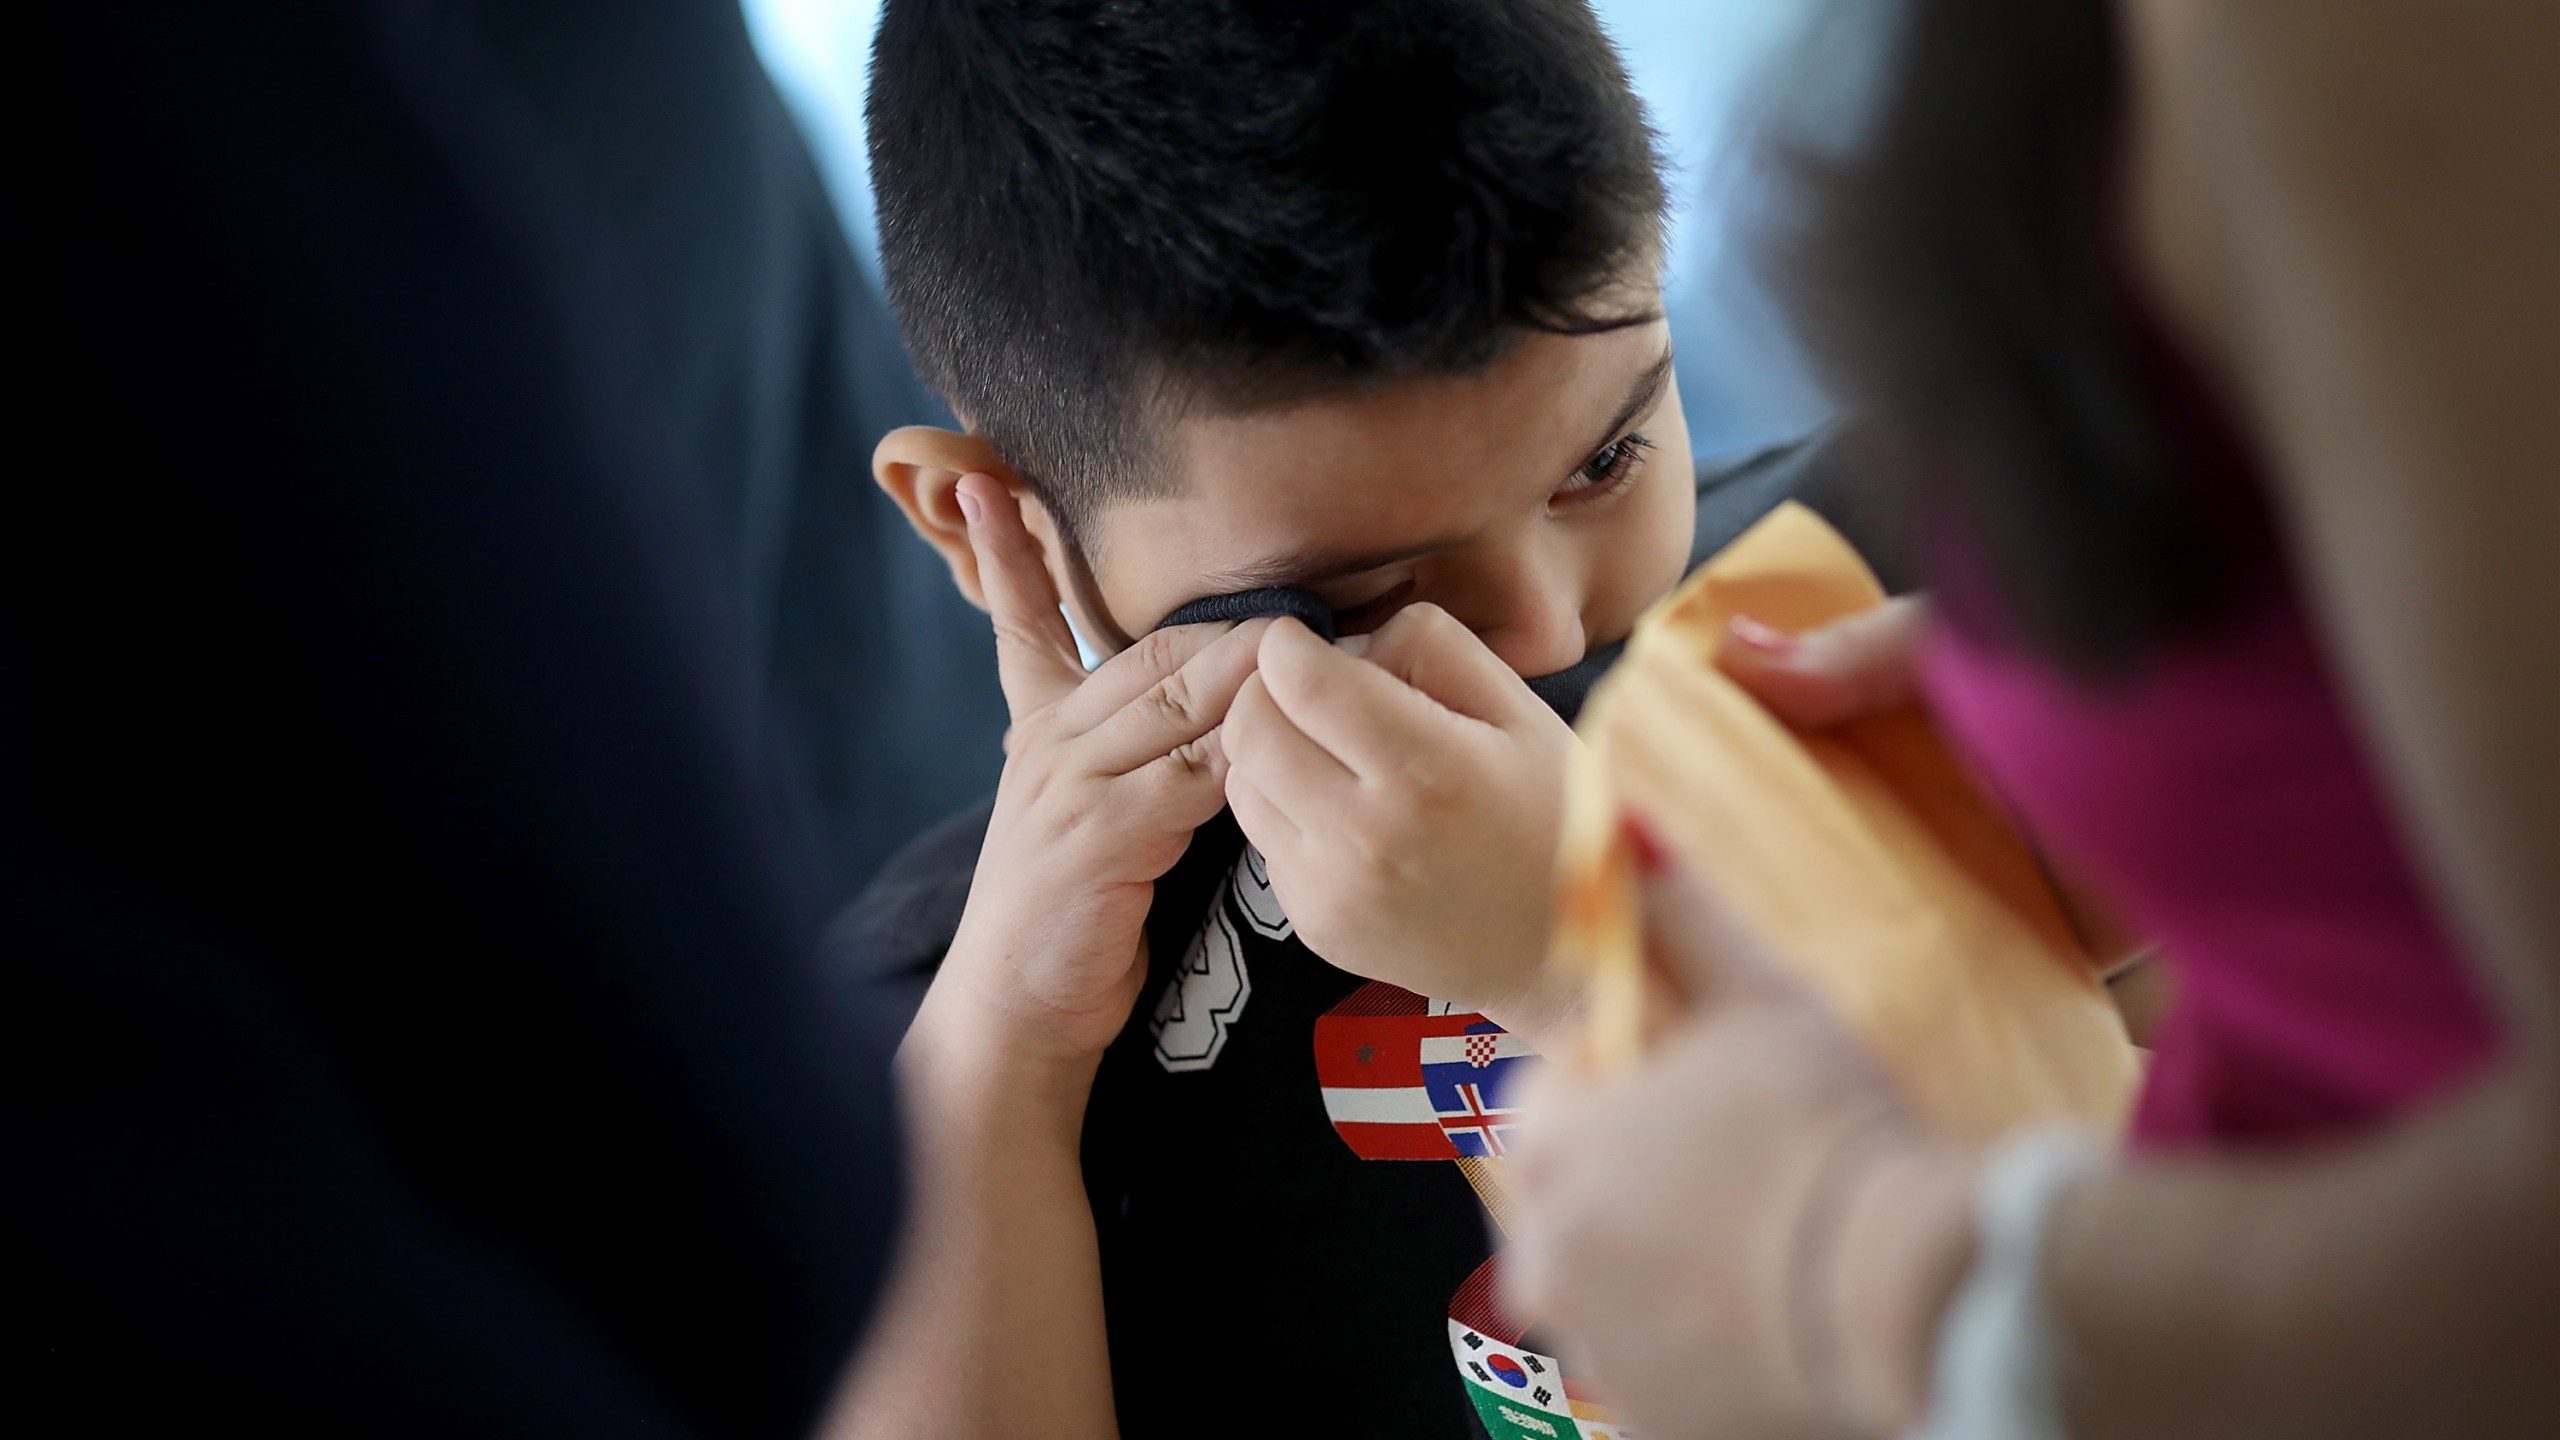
xmin=1150 ymin=586 xmax=1620 ymax=723
xmin=1154 ymin=586 xmax=1338 ymax=642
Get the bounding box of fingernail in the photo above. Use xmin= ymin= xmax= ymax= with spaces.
xmin=1727 ymin=614 xmax=1796 ymax=657
xmin=1336 ymin=633 xmax=1373 ymax=658
xmin=955 ymin=487 xmax=985 ymax=528
xmin=1619 ymin=811 xmax=1670 ymax=876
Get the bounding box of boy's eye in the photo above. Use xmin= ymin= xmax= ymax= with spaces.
xmin=1552 ymin=431 xmax=1655 ymax=510
xmin=1330 ymin=577 xmax=1417 ymax=635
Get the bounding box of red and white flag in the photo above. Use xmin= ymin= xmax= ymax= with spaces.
xmin=1313 ymin=982 xmax=1515 ymax=1161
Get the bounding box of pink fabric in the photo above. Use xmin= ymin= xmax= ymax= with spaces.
xmin=1924 ymin=594 xmax=2499 ymax=1150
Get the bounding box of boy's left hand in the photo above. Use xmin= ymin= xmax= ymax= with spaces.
xmin=1222 ymin=606 xmax=1582 ymax=1041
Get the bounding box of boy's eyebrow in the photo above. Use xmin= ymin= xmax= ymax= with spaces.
xmin=1575 ymin=343 xmax=1676 ymax=470
xmin=1192 ymin=536 xmax=1460 ymax=596
xmin=1191 ymin=341 xmax=1678 ymax=597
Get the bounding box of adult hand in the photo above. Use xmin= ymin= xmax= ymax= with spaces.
xmin=1222 ymin=604 xmax=1585 ymax=1040
xmin=1506 ymin=825 xmax=1980 ymax=1440
xmin=1716 ymin=594 xmax=1930 ymax=728
xmin=918 ymin=473 xmax=1271 ymax=1081
xmin=1722 ymin=593 xmax=2154 ymax=975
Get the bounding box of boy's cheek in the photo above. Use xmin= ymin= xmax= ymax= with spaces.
xmin=1579 ymin=450 xmax=1701 ymax=646
xmin=1615 ymin=510 xmax=1699 ymax=637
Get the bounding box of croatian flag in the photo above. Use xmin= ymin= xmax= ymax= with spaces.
xmin=1420 ymin=1025 xmax=1534 ymax=1157
xmin=1313 ymin=983 xmax=1534 ymax=1161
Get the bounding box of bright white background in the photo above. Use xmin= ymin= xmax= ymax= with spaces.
xmin=742 ymin=0 xmax=1830 ymax=458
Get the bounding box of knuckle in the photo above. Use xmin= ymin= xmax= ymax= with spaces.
xmin=1375 ymin=802 xmax=1430 ymax=853
xmin=1848 ymin=662 xmax=1901 ymax=716
xmin=988 ymin=615 xmax=1051 ymax=658
xmin=1383 ymin=755 xmax=1447 ymax=809
xmin=1130 ymin=625 xmax=1191 ymax=677
xmin=1145 ymin=666 xmax=1206 ymax=731
xmin=1339 ymin=824 xmax=1391 ymax=873
xmin=1394 ymin=602 xmax=1463 ymax=649
xmin=1406 ymin=601 xmax=1460 ymax=635
xmin=1170 ymin=735 xmax=1219 ymax=779
xmin=1127 ymin=746 xmax=1192 ymax=795
xmin=1055 ymin=799 xmax=1112 ymax=854
xmin=1004 ymin=709 xmax=1061 ymax=758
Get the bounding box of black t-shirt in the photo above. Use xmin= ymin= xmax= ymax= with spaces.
xmin=832 ymin=433 xmax=1895 ymax=1438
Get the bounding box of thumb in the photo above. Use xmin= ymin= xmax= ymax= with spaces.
xmin=957 ymin=471 xmax=1087 ymax=721
xmin=1715 ymin=594 xmax=1929 ymax=730
xmin=1345 ymin=602 xmax=1547 ymax=730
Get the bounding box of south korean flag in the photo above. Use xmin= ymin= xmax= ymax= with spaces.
xmin=1446 ymin=1256 xmax=1638 ymax=1440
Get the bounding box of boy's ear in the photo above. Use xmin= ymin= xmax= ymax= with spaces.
xmin=873 ymin=425 xmax=1020 ymax=612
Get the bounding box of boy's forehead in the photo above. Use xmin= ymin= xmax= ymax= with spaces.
xmin=1085 ymin=318 xmax=1674 ymax=621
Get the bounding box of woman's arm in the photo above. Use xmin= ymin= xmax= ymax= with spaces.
xmin=2044 ymin=3 xmax=2560 ymax=1435
xmin=1512 ymin=12 xmax=2556 ymax=1435
xmin=2130 ymin=0 xmax=2559 ymax=1020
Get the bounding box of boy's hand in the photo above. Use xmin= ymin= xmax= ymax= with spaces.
xmin=1222 ymin=605 xmax=1582 ymax=1039
xmin=921 ymin=474 xmax=1269 ymax=1081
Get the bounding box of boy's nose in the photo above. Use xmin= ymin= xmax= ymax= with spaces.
xmin=1460 ymin=571 xmax=1590 ymax=680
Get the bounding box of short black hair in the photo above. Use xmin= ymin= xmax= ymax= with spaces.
xmin=867 ymin=0 xmax=1666 ymax=538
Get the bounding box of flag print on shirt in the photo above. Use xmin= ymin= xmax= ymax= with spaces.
xmin=1422 ymin=1026 xmax=1534 ymax=1157
xmin=1446 ymin=1256 xmax=1639 ymax=1440
xmin=1311 ymin=983 xmax=1635 ymax=1435
xmin=1313 ymin=982 xmax=1533 ymax=1161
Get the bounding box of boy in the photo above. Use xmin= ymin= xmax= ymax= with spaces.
xmin=831 ymin=3 xmax=1889 ymax=1435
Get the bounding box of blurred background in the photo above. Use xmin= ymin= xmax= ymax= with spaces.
xmin=743 ymin=0 xmax=1836 ymax=890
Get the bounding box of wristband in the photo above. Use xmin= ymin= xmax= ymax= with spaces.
xmin=1910 ymin=1126 xmax=2105 ymax=1440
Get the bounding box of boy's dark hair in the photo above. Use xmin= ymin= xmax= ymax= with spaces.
xmin=867 ymin=0 xmax=1666 ymax=539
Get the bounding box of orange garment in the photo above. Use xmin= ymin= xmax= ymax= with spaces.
xmin=1551 ymin=503 xmax=2137 ymax=1138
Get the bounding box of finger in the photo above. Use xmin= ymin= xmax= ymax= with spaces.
xmin=1222 ymin=671 xmax=1358 ymax=825
xmin=1715 ymin=594 xmax=1930 ymax=730
xmin=1499 ymin=1075 xmax=1581 ymax=1315
xmin=1222 ymin=764 xmax=1305 ymax=871
xmin=1501 ymin=1214 xmax=1559 ymax=1328
xmin=1055 ymin=615 xmax=1264 ymax=739
xmin=1113 ymin=726 xmax=1234 ymax=840
xmin=1625 ymin=812 xmax=1788 ymax=1010
xmin=1078 ymin=619 xmax=1271 ymax=776
xmin=959 ymin=471 xmax=1088 ymax=722
xmin=1502 ymin=1057 xmax=1576 ymax=1194
xmin=1344 ymin=602 xmax=1547 ymax=729
xmin=1255 ymin=616 xmax=1464 ymax=780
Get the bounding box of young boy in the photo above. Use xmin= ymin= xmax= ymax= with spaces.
xmin=829 ymin=3 xmax=1890 ymax=1435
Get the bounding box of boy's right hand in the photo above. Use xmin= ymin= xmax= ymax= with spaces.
xmin=916 ymin=473 xmax=1269 ymax=1080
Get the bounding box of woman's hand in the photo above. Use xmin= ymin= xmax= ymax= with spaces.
xmin=1715 ymin=594 xmax=1930 ymax=728
xmin=1506 ymin=826 xmax=1979 ymax=1440
xmin=1723 ymin=594 xmax=2158 ymax=987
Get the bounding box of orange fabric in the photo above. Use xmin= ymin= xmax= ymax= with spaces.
xmin=1551 ymin=503 xmax=2137 ymax=1138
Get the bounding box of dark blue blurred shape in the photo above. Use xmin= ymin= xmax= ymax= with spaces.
xmin=16 ymin=2 xmax=937 ymax=1431
xmin=474 ymin=5 xmax=1012 ymax=898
